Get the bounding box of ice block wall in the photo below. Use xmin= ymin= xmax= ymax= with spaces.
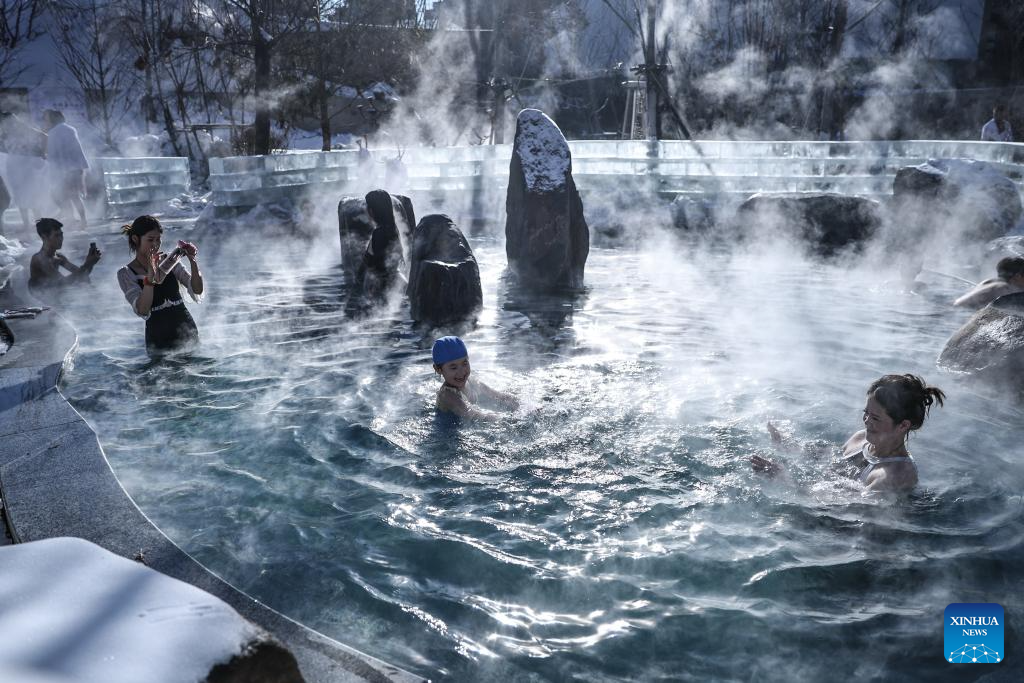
xmin=199 ymin=140 xmax=1024 ymax=210
xmin=97 ymin=157 xmax=191 ymax=216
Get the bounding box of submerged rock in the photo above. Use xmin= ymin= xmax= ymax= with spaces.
xmin=938 ymin=291 xmax=1024 ymax=391
xmin=737 ymin=192 xmax=881 ymax=256
xmin=408 ymin=214 xmax=482 ymax=325
xmin=893 ymin=160 xmax=1022 ymax=243
xmin=505 ymin=109 xmax=589 ymax=289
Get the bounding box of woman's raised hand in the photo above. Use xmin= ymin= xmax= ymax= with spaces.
xmin=149 ymin=250 xmax=166 ymax=284
xmin=178 ymin=240 xmax=198 ymax=260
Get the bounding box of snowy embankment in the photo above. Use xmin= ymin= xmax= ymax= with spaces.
xmin=0 ymin=235 xmax=25 ymax=289
xmin=0 ymin=537 xmax=268 ymax=683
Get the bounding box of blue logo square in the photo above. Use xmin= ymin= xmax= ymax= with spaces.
xmin=945 ymin=603 xmax=1004 ymax=663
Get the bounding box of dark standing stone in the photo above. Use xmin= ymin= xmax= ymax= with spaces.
xmin=337 ymin=196 xmax=374 ymax=283
xmin=892 ymin=160 xmax=1023 ymax=243
xmin=737 ymin=192 xmax=882 ymax=257
xmin=505 ymin=109 xmax=589 ymax=289
xmin=395 ymin=194 xmax=416 ymax=245
xmin=338 ymin=192 xmax=416 ymax=288
xmin=408 ymin=214 xmax=483 ymax=325
xmin=938 ymin=292 xmax=1024 ymax=391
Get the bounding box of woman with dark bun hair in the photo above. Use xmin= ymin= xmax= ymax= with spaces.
xmin=754 ymin=374 xmax=945 ymax=492
xmin=115 ymin=215 xmax=203 ymax=354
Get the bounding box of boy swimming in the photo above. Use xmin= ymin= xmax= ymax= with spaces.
xmin=432 ymin=336 xmax=518 ymax=420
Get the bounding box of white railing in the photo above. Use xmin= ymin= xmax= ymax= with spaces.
xmin=203 ymin=140 xmax=1024 ymax=208
xmin=96 ymin=157 xmax=191 ymax=215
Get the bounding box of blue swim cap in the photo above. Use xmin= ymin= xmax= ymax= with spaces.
xmin=432 ymin=336 xmax=468 ymax=365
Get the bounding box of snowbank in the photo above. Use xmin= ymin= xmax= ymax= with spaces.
xmin=0 ymin=537 xmax=262 ymax=683
xmin=0 ymin=235 xmax=26 ymax=289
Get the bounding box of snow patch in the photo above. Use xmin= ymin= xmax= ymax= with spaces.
xmin=925 ymin=158 xmax=1016 ymax=193
xmin=514 ymin=109 xmax=570 ymax=193
xmin=162 ymin=191 xmax=211 ymax=218
xmin=0 ymin=537 xmax=261 ymax=683
xmin=0 ymin=235 xmax=26 ymax=289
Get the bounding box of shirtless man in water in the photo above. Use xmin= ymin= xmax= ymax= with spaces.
xmin=28 ymin=217 xmax=101 ymax=292
xmin=953 ymin=257 xmax=1024 ymax=309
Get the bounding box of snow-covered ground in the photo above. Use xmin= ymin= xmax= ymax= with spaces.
xmin=0 ymin=235 xmax=26 ymax=289
xmin=0 ymin=537 xmax=261 ymax=683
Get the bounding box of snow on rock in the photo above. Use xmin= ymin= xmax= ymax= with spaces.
xmin=513 ymin=109 xmax=571 ymax=193
xmin=366 ymin=82 xmax=398 ymax=100
xmin=0 ymin=537 xmax=277 ymax=683
xmin=893 ymin=159 xmax=1023 ymax=242
xmin=933 ymin=158 xmax=1021 ymax=229
xmin=0 ymin=235 xmax=26 ymax=289
xmin=162 ymin=191 xmax=211 ymax=218
xmin=505 ymin=108 xmax=589 ymax=289
xmin=120 ymin=133 xmax=164 ymax=158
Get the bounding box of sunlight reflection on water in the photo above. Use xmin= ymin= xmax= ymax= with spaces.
xmin=58 ymin=222 xmax=1024 ymax=681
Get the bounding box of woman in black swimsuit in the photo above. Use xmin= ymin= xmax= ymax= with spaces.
xmin=116 ymin=215 xmax=204 ymax=354
xmin=753 ymin=374 xmax=945 ymax=492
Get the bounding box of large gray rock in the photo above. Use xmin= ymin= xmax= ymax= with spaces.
xmin=505 ymin=109 xmax=589 ymax=289
xmin=408 ymin=214 xmax=482 ymax=325
xmin=338 ymin=193 xmax=415 ymax=285
xmin=893 ymin=160 xmax=1022 ymax=243
xmin=338 ymin=197 xmax=374 ymax=282
xmin=938 ymin=292 xmax=1024 ymax=390
xmin=737 ymin=192 xmax=881 ymax=257
xmin=395 ymin=194 xmax=416 ymax=244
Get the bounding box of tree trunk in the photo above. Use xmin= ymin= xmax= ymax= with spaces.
xmin=319 ymin=83 xmax=330 ymax=151
xmin=644 ymin=0 xmax=658 ymax=140
xmin=253 ymin=26 xmax=272 ymax=155
xmin=141 ymin=0 xmax=157 ymax=130
xmin=317 ymin=6 xmax=330 ymax=152
xmin=162 ymin=100 xmax=182 ymax=157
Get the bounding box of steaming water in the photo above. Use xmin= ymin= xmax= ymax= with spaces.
xmin=55 ymin=219 xmax=1024 ymax=682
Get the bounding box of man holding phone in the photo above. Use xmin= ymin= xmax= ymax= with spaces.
xmin=28 ymin=217 xmax=102 ymax=292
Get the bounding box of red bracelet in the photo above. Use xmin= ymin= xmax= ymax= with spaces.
xmin=143 ymin=276 xmax=153 ymax=287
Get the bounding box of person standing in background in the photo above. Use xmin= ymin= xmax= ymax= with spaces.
xmin=0 ymin=111 xmax=49 ymax=231
xmin=43 ymin=110 xmax=89 ymax=231
xmin=981 ymin=103 xmax=1013 ymax=142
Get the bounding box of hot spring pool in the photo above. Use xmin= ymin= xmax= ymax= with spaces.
xmin=56 ymin=219 xmax=1024 ymax=681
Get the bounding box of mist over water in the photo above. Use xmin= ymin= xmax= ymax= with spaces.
xmin=57 ymin=212 xmax=1024 ymax=681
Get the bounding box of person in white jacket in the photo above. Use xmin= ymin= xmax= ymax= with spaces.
xmin=981 ymin=103 xmax=1013 ymax=142
xmin=43 ymin=109 xmax=89 ymax=230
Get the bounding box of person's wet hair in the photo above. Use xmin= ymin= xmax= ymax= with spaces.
xmin=996 ymin=256 xmax=1024 ymax=281
xmin=36 ymin=217 xmax=63 ymax=239
xmin=120 ymin=215 xmax=162 ymax=252
xmin=867 ymin=374 xmax=945 ymax=431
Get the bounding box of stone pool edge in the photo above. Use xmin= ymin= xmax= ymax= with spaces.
xmin=0 ymin=287 xmax=424 ymax=683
